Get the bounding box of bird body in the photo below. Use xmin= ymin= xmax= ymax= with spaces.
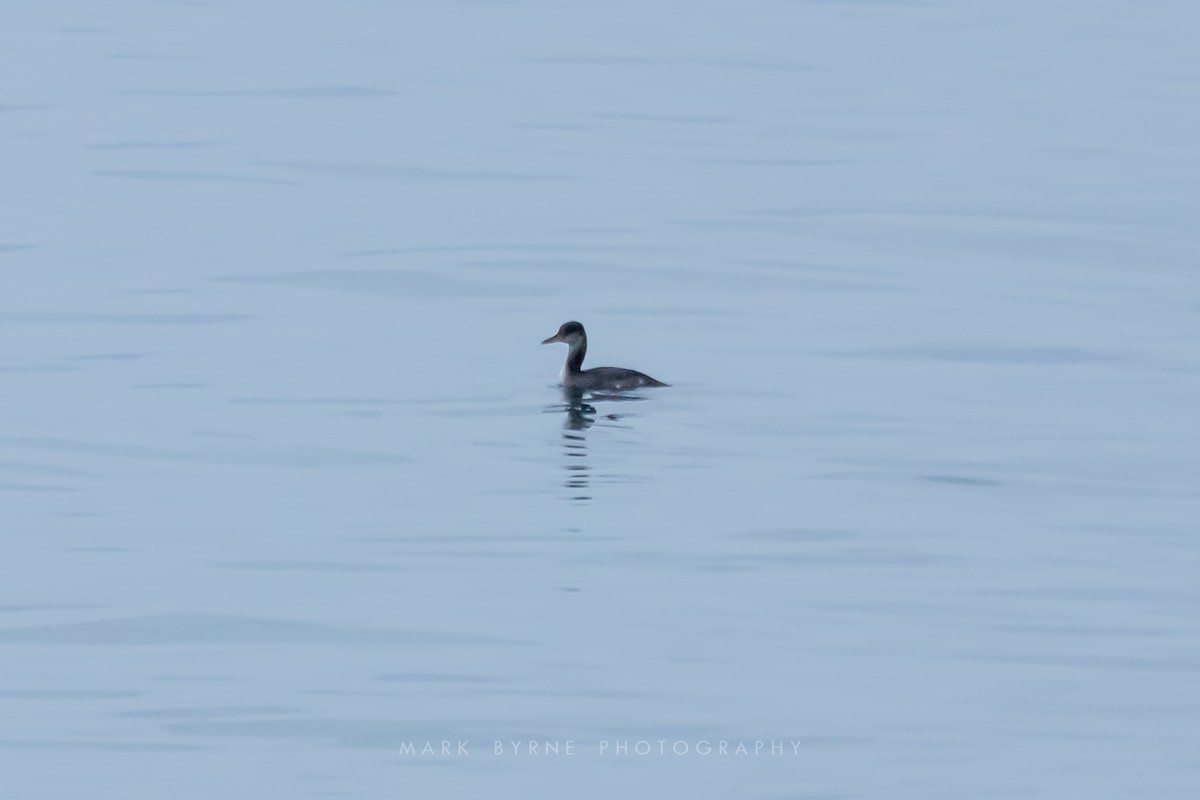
xmin=541 ymin=321 xmax=668 ymax=392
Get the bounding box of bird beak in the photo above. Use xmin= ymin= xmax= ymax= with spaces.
xmin=541 ymin=332 xmax=561 ymax=344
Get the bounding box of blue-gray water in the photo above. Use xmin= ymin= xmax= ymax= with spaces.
xmin=3 ymin=1 xmax=1198 ymax=797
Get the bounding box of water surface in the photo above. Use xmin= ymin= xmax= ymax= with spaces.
xmin=2 ymin=1 xmax=1198 ymax=798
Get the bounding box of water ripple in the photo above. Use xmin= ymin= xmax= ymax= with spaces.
xmin=0 ymin=613 xmax=521 ymax=647
xmin=94 ymin=169 xmax=294 ymax=185
xmin=821 ymin=346 xmax=1122 ymax=365
xmin=0 ymin=437 xmax=407 ymax=468
xmin=0 ymin=312 xmax=250 ymax=326
xmin=115 ymin=86 xmax=397 ymax=99
xmin=255 ymin=159 xmax=573 ymax=183
xmin=212 ymin=269 xmax=551 ymax=298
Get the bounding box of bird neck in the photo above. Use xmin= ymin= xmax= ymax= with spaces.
xmin=565 ymin=336 xmax=587 ymax=373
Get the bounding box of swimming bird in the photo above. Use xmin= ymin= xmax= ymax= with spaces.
xmin=541 ymin=321 xmax=668 ymax=392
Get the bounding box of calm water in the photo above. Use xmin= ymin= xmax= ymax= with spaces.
xmin=3 ymin=1 xmax=1198 ymax=797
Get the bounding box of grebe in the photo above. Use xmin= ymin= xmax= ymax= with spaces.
xmin=541 ymin=321 xmax=669 ymax=392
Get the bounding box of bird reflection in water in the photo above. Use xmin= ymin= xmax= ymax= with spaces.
xmin=549 ymin=386 xmax=645 ymax=503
